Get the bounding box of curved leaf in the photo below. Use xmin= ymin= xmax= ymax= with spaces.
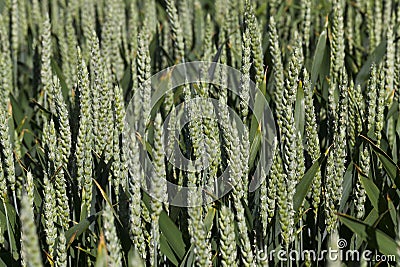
xmin=361 ymin=135 xmax=400 ymax=189
xmin=338 ymin=213 xmax=399 ymax=257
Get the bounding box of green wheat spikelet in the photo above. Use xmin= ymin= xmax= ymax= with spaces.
xmin=219 ymin=204 xmax=238 ymax=267
xmin=187 ymin=181 xmax=212 ymax=266
xmin=103 ymin=200 xmax=123 ymax=266
xmin=303 ymin=69 xmax=322 ymax=217
xmin=123 ymin=132 xmax=146 ymax=259
xmin=20 ymin=175 xmax=43 ymax=267
xmin=166 ymin=0 xmax=185 ymax=62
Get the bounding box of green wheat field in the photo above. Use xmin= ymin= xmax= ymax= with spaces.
xmin=0 ymin=0 xmax=399 ymax=266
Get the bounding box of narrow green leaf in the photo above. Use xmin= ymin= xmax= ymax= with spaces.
xmin=387 ymin=196 xmax=397 ymax=230
xmin=355 ymin=40 xmax=387 ymax=87
xmin=359 ymin=176 xmax=381 ymax=212
xmin=249 ymin=124 xmax=261 ymax=170
xmin=356 ymin=209 xmax=379 ymax=249
xmin=159 ymin=211 xmax=186 ymax=260
xmin=311 ymin=29 xmax=327 ymax=86
xmin=76 ymin=246 xmax=96 ymax=257
xmin=361 ymin=135 xmax=400 ymax=188
xmin=181 ymin=247 xmax=195 ymax=267
xmin=0 ymin=257 xmax=8 ymax=267
xmin=339 ymin=163 xmax=354 ymax=212
xmin=249 ymin=90 xmax=266 ymax=143
xmin=51 ymin=59 xmax=69 ymax=100
xmin=1 ymin=202 xmax=18 ymax=260
xmin=92 ymin=179 xmax=122 ymax=226
xmin=65 ymin=212 xmax=100 ymax=248
xmin=338 ymin=214 xmax=399 ymax=256
xmin=294 ymin=146 xmax=331 ymax=212
xmin=160 ymin=234 xmax=179 ymax=266
xmin=120 ymin=66 xmax=131 ymax=95
xmin=10 ymin=94 xmax=27 ymax=127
